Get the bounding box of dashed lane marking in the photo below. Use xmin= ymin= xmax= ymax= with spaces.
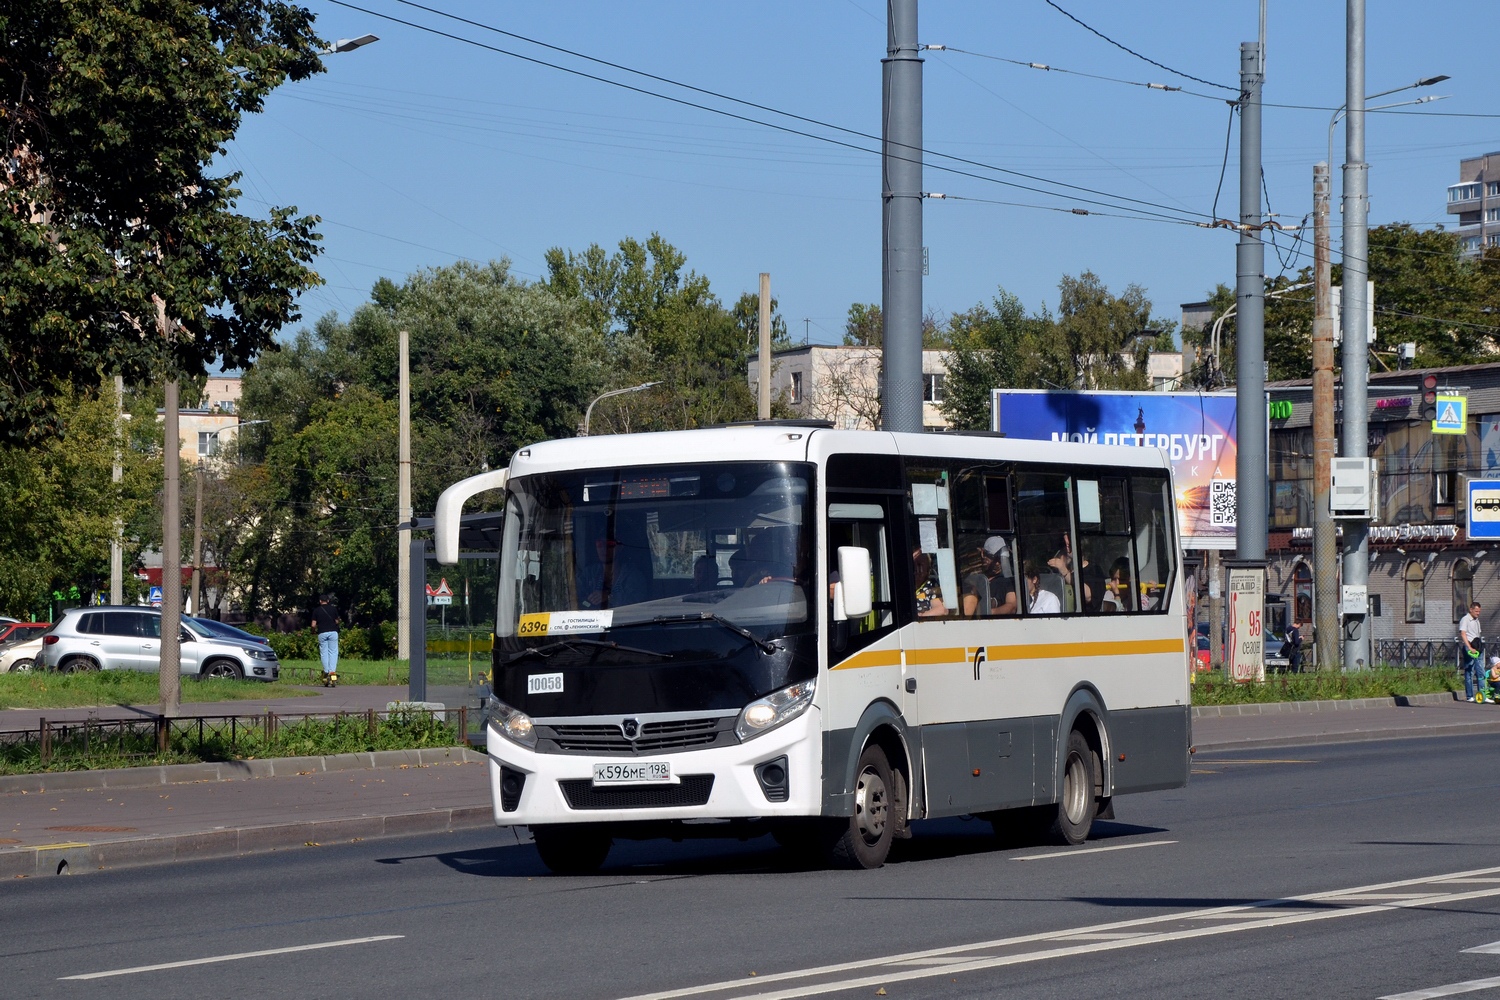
xmin=1380 ymin=973 xmax=1500 ymax=999
xmin=613 ymin=866 xmax=1500 ymax=1000
xmin=60 ymin=935 xmax=404 ymax=980
xmin=1012 ymin=839 xmax=1176 ymax=861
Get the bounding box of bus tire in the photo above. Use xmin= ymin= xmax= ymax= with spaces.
xmin=825 ymin=744 xmax=894 ymax=869
xmin=531 ymin=824 xmax=611 ymax=875
xmin=1049 ymin=730 xmax=1098 ymax=845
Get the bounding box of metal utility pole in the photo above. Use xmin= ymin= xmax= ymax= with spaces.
xmin=1312 ymin=162 xmax=1339 ymax=670
xmin=1235 ymin=39 xmax=1266 ymax=561
xmin=111 ymin=374 xmax=124 ymax=606
xmin=881 ymin=0 xmax=923 ymax=433
xmin=757 ymin=272 xmax=772 ymax=419
xmin=1341 ymin=0 xmax=1371 ymax=670
xmin=157 ymin=301 xmax=180 ymax=717
xmin=1208 ymin=550 xmax=1224 ymax=671
xmin=398 ymin=328 xmax=412 ymax=663
xmin=190 ymin=461 xmax=204 ymax=616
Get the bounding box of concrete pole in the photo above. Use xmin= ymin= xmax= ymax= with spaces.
xmin=1312 ymin=162 xmax=1340 ymax=671
xmin=398 ymin=328 xmax=412 ymax=662
xmin=881 ymin=0 xmax=923 ymax=433
xmin=160 ymin=377 xmax=181 ymax=717
xmin=110 ymin=374 xmax=123 ymax=606
xmin=1341 ymin=0 xmax=1371 ymax=670
xmin=757 ymin=273 xmax=772 ymax=419
xmin=190 ymin=461 xmax=204 ymax=616
xmin=1208 ymin=550 xmax=1225 ymax=671
xmin=1235 ymin=41 xmax=1267 ymax=561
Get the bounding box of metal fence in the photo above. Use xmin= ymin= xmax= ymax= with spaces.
xmin=0 ymin=707 xmax=470 ymax=768
xmin=1372 ymin=638 xmax=1464 ymax=669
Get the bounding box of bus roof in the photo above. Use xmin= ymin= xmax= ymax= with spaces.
xmin=507 ymin=426 xmax=1173 ymax=477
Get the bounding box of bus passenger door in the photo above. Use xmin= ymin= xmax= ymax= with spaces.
xmin=826 ymin=495 xmax=905 ymax=710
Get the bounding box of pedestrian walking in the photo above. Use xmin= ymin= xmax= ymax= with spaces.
xmin=1459 ymin=601 xmax=1484 ymax=702
xmin=1282 ymin=622 xmax=1303 ymax=674
xmin=312 ymin=593 xmax=341 ymax=687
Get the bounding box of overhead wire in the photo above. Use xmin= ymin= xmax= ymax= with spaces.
xmin=1040 ymin=0 xmax=1237 ymax=93
xmin=328 ymin=0 xmax=1222 ymax=227
xmin=926 ymin=44 xmax=1225 ymax=101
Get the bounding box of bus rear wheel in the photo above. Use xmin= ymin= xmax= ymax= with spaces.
xmin=825 ymin=744 xmax=894 ymax=869
xmin=1048 ymin=730 xmax=1098 ymax=845
xmin=531 ymin=824 xmax=611 ymax=875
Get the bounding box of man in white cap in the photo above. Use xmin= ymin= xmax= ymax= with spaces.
xmin=962 ymin=536 xmax=1018 ymax=617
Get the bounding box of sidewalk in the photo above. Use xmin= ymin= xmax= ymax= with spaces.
xmin=4 ymin=690 xmax=1500 ymax=878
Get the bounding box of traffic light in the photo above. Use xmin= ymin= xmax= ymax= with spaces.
xmin=1421 ymin=374 xmax=1439 ymax=422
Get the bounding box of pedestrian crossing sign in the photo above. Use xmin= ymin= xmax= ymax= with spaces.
xmin=1433 ymin=394 xmax=1467 ymax=435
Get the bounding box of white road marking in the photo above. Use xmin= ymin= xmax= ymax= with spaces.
xmin=60 ymin=935 xmax=404 ymax=981
xmin=1013 ymin=839 xmax=1176 ymax=861
xmin=1380 ymin=974 xmax=1500 ymax=999
xmin=1463 ymin=941 xmax=1500 ymax=955
xmin=614 ymin=866 xmax=1500 ymax=1000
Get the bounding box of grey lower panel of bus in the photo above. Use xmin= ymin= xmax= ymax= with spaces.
xmin=822 ymin=705 xmax=1188 ymax=819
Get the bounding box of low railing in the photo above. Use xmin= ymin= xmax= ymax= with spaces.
xmin=0 ymin=707 xmax=471 ymax=769
xmin=1373 ymin=638 xmax=1463 ymax=669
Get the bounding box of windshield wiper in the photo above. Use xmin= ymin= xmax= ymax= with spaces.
xmin=502 ymin=637 xmax=671 ymax=664
xmin=613 ymin=613 xmax=780 ymax=655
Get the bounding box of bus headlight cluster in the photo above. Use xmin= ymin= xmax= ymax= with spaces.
xmin=486 ymin=696 xmax=537 ymax=749
xmin=735 ymin=679 xmax=816 ymax=742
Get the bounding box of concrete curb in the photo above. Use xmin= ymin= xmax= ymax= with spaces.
xmin=1190 ymin=691 xmax=1459 ymax=718
xmin=1192 ymin=720 xmax=1500 ymax=753
xmin=0 ymin=746 xmax=488 ymax=796
xmin=0 ymin=804 xmax=519 ymax=879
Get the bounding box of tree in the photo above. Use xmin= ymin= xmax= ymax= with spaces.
xmin=940 ymin=289 xmax=1056 ymax=429
xmin=845 ymin=303 xmax=882 ymax=347
xmin=0 ymin=1 xmax=325 ymax=442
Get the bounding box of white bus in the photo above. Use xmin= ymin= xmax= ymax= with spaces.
xmin=435 ymin=424 xmax=1191 ymax=873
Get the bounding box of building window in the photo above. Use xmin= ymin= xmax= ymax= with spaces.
xmin=1450 ymin=183 xmax=1481 ymax=202
xmin=789 ymin=371 xmax=803 ymax=405
xmin=922 ymin=373 xmax=945 ymax=403
xmin=1489 ymin=181 xmax=1500 ymax=197
xmin=1464 ymin=236 xmax=1483 ymax=252
xmin=1453 ymin=561 xmax=1474 ymax=622
xmin=1293 ymin=561 xmax=1313 ymax=623
xmin=1405 ymin=561 xmax=1426 ymax=623
xmin=1488 ymin=208 xmax=1500 ymax=223
xmin=197 ymin=432 xmax=217 ymax=457
xmin=1489 ymin=234 xmax=1500 ymax=248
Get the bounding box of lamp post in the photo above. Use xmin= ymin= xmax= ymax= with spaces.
xmin=581 ymin=381 xmax=662 ymax=437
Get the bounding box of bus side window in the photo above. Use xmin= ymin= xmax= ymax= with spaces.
xmin=1014 ymin=471 xmax=1077 ymax=615
xmin=1130 ymin=473 xmax=1176 ymax=612
xmin=904 ymin=462 xmax=960 ymax=619
xmin=953 ymin=468 xmax=1017 ymax=617
xmin=1076 ymin=477 xmax=1135 ymax=614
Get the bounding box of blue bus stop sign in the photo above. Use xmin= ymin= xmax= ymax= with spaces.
xmin=1468 ymin=480 xmax=1500 ymax=539
xmin=148 ymin=586 xmax=163 ymax=607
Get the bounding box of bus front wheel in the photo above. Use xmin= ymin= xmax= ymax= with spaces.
xmin=825 ymin=744 xmax=894 ymax=869
xmin=531 ymin=824 xmax=612 ymax=875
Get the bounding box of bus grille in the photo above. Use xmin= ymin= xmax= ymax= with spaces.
xmin=559 ymin=775 xmax=715 ymax=810
xmin=542 ymin=717 xmax=729 ymax=754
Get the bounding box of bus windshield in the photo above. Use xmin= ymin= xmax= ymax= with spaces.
xmin=496 ymin=461 xmax=813 ymax=639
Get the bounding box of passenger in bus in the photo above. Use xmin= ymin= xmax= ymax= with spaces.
xmin=693 ymin=554 xmax=720 ymax=591
xmin=579 ymin=537 xmax=649 ymax=609
xmin=1102 ymin=558 xmax=1133 ymax=612
xmin=1025 ymin=563 xmax=1062 ymax=615
xmin=913 ymin=549 xmax=947 ymax=617
xmin=961 ymin=536 xmax=1017 ymax=616
xmin=1078 ymin=544 xmax=1105 ymax=614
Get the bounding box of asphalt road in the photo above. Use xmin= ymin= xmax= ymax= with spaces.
xmin=7 ymin=733 xmax=1500 ymax=1000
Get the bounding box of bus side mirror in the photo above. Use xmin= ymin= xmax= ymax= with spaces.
xmin=837 ymin=546 xmax=872 ymax=619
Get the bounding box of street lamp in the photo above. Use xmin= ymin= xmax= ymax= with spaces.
xmin=328 ymin=34 xmax=379 ymax=54
xmin=581 ymin=381 xmax=662 ymax=436
xmin=1328 ymin=76 xmax=1450 ymax=172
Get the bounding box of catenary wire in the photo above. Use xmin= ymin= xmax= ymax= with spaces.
xmin=329 ymin=0 xmax=1219 ymax=225
xmin=1041 ymin=0 xmax=1236 ymax=92
xmin=927 ymin=44 xmax=1225 ymax=101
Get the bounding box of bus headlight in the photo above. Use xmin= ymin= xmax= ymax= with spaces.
xmin=486 ymin=696 xmax=537 ymax=749
xmin=735 ymin=679 xmax=816 ymax=742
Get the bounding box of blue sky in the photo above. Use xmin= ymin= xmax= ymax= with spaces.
xmin=225 ymin=1 xmax=1492 ymax=346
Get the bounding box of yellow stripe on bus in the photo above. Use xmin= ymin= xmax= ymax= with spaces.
xmin=831 ymin=638 xmax=1184 ymax=671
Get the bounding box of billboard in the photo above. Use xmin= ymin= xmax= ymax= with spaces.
xmin=992 ymin=389 xmax=1239 ymax=550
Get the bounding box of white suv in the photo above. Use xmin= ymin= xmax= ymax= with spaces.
xmin=39 ymin=607 xmax=280 ymax=681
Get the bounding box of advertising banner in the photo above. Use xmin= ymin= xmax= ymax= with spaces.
xmin=1228 ymin=564 xmax=1266 ymax=683
xmin=992 ymin=390 xmax=1239 ymax=550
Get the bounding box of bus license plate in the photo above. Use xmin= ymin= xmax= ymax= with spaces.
xmin=593 ymin=761 xmax=672 ymax=786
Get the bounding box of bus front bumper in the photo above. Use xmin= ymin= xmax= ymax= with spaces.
xmin=485 ymin=709 xmax=822 ymax=827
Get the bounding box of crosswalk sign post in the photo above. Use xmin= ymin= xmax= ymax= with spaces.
xmin=1433 ymin=394 xmax=1467 ymax=435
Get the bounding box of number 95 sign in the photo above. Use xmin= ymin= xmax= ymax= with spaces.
xmin=1227 ymin=564 xmax=1266 ymax=683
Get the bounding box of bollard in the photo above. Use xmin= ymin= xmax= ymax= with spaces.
xmin=39 ymin=718 xmax=50 ymax=764
xmin=367 ymin=708 xmax=377 ymax=739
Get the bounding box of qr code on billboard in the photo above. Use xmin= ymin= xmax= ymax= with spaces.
xmin=1210 ymin=478 xmax=1236 ymax=527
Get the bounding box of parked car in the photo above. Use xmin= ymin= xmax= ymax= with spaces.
xmin=0 ymin=636 xmax=42 ymax=673
xmin=39 ymin=606 xmax=279 ymax=681
xmin=0 ymin=622 xmax=50 ymax=647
